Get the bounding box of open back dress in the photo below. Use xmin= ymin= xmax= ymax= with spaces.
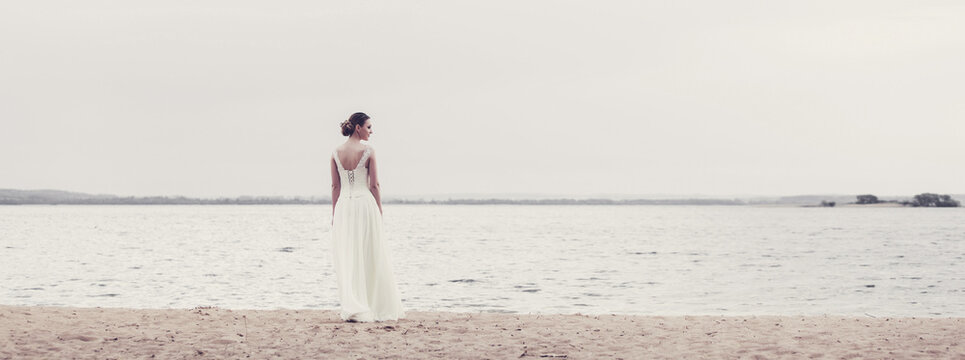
xmin=330 ymin=145 xmax=405 ymax=322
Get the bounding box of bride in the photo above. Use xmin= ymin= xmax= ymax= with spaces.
xmin=330 ymin=112 xmax=405 ymax=322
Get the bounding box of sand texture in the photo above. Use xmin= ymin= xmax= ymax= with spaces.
xmin=1 ymin=305 xmax=963 ymax=359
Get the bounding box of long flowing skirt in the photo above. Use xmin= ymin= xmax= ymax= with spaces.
xmin=330 ymin=193 xmax=404 ymax=322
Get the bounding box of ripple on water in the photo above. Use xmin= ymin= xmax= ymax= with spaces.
xmin=514 ymin=283 xmax=541 ymax=293
xmin=483 ymin=309 xmax=517 ymax=314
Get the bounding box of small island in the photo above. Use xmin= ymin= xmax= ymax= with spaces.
xmin=813 ymin=193 xmax=961 ymax=208
xmin=850 ymin=193 xmax=960 ymax=207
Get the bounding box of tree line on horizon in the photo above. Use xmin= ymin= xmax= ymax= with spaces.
xmin=1 ymin=189 xmax=959 ymax=206
xmin=853 ymin=193 xmax=960 ymax=207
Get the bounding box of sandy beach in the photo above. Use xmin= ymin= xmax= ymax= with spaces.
xmin=1 ymin=306 xmax=962 ymax=359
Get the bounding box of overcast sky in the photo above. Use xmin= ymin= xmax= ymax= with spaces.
xmin=2 ymin=1 xmax=963 ymax=198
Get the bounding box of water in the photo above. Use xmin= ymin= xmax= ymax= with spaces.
xmin=1 ymin=205 xmax=963 ymax=317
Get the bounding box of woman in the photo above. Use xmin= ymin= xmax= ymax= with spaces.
xmin=330 ymin=112 xmax=405 ymax=322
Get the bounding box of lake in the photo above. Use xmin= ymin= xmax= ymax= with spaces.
xmin=1 ymin=205 xmax=962 ymax=316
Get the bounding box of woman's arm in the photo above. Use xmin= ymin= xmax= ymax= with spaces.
xmin=331 ymin=155 xmax=341 ymax=221
xmin=367 ymin=148 xmax=383 ymax=215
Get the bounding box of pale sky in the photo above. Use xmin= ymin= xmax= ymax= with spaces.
xmin=2 ymin=1 xmax=963 ymax=198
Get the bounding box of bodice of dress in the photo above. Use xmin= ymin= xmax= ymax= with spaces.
xmin=333 ymin=146 xmax=372 ymax=199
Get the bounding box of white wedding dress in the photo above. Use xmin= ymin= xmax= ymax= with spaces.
xmin=330 ymin=145 xmax=405 ymax=322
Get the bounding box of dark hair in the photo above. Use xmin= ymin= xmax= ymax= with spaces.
xmin=340 ymin=112 xmax=370 ymax=136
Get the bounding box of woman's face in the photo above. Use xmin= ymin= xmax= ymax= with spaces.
xmin=355 ymin=119 xmax=373 ymax=140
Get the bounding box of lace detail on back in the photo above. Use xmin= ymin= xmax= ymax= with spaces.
xmin=356 ymin=146 xmax=372 ymax=170
xmin=333 ymin=145 xmax=371 ymax=171
xmin=332 ymin=151 xmax=345 ymax=171
xmin=334 ymin=146 xmax=371 ymax=187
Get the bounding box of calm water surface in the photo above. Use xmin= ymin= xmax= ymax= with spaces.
xmin=1 ymin=205 xmax=962 ymax=316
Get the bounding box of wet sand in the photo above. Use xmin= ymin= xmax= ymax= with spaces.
xmin=1 ymin=305 xmax=963 ymax=359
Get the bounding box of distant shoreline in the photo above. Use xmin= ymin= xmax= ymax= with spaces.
xmin=0 ymin=198 xmax=747 ymax=206
xmin=1 ymin=188 xmax=959 ymax=207
xmin=0 ymin=188 xmax=740 ymax=206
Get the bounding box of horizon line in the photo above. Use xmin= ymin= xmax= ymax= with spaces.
xmin=3 ymin=188 xmax=963 ymax=200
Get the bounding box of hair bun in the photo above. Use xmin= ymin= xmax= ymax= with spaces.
xmin=340 ymin=119 xmax=354 ymax=136
xmin=339 ymin=112 xmax=370 ymax=137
